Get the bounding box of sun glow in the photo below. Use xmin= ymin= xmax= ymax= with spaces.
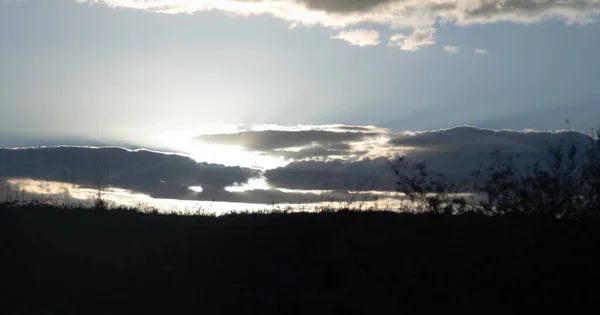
xmin=109 ymin=123 xmax=288 ymax=170
xmin=225 ymin=177 xmax=271 ymax=192
xmin=189 ymin=186 xmax=204 ymax=193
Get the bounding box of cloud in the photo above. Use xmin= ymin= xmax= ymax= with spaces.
xmin=264 ymin=157 xmax=397 ymax=191
xmin=443 ymin=45 xmax=460 ymax=53
xmin=331 ymin=29 xmax=381 ymax=46
xmin=197 ymin=127 xmax=383 ymax=153
xmin=2 ymin=125 xmax=595 ymax=205
xmin=189 ymin=184 xmax=403 ymax=205
xmin=0 ymin=147 xmax=261 ymax=200
xmin=273 ymin=143 xmax=366 ymax=160
xmin=73 ymin=1 xmax=600 ymax=26
xmin=264 ymin=125 xmax=594 ymax=191
xmin=388 ymin=33 xmax=407 ymax=43
xmin=72 ymin=1 xmax=600 ymax=43
xmin=335 ymin=125 xmax=379 ymax=132
xmin=1 ymin=177 xmax=406 ymax=211
xmin=474 ymin=48 xmax=488 ymax=54
xmin=390 ymin=126 xmax=591 ymax=153
xmin=196 ymin=125 xmax=391 ymax=161
xmin=388 ymin=125 xmax=593 ymax=181
xmin=389 ymin=28 xmax=436 ymax=51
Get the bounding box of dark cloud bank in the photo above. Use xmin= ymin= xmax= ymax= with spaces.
xmin=1 ymin=126 xmax=595 ymax=204
xmin=197 ymin=128 xmax=380 ymax=160
xmin=0 ymin=147 xmax=260 ymax=201
xmin=197 ymin=129 xmax=379 ymax=150
xmin=265 ymin=126 xmax=594 ymax=192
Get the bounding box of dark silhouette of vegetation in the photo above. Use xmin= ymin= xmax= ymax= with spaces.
xmin=2 ymin=202 xmax=600 ymax=314
xmin=392 ymin=130 xmax=600 ymax=218
xmin=2 ymin=130 xmax=600 ymax=314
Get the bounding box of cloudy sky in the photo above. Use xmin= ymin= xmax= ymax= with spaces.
xmin=1 ymin=0 xmax=599 ymax=210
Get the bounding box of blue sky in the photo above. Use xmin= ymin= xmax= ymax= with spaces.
xmin=1 ymin=0 xmax=600 ymax=148
xmin=2 ymin=0 xmax=600 ymax=208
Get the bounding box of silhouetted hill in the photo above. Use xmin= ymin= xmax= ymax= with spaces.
xmin=2 ymin=203 xmax=600 ymax=314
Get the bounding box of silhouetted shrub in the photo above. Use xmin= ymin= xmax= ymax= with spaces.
xmin=392 ymin=130 xmax=600 ymax=217
xmin=390 ymin=155 xmax=470 ymax=215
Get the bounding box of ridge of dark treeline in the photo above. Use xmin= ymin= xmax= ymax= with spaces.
xmin=2 ymin=203 xmax=600 ymax=314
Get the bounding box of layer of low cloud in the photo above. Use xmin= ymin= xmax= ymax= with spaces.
xmin=0 ymin=177 xmax=405 ymax=212
xmin=475 ymin=48 xmax=488 ymax=54
xmin=331 ymin=29 xmax=381 ymax=46
xmin=264 ymin=157 xmax=397 ymax=191
xmin=193 ymin=125 xmax=595 ymax=194
xmin=390 ymin=126 xmax=591 ymax=157
xmin=2 ymin=125 xmax=595 ymax=205
xmin=264 ymin=125 xmax=594 ymax=191
xmin=197 ymin=126 xmax=385 ymax=160
xmin=443 ymin=45 xmax=460 ymax=53
xmin=0 ymin=147 xmax=261 ymax=200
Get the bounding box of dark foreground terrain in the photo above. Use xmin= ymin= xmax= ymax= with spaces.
xmin=2 ymin=203 xmax=600 ymax=314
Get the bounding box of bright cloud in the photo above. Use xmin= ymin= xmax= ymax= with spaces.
xmin=73 ymin=1 xmax=600 ymax=29
xmin=29 ymin=1 xmax=597 ymax=51
xmin=331 ymin=29 xmax=381 ymax=47
xmin=388 ymin=34 xmax=407 ymax=42
xmin=474 ymin=48 xmax=488 ymax=55
xmin=443 ymin=45 xmax=460 ymax=53
xmin=389 ymin=28 xmax=436 ymax=51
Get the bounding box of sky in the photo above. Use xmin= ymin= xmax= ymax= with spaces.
xmin=1 ymin=0 xmax=600 ymax=211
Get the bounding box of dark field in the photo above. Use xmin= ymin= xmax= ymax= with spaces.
xmin=2 ymin=203 xmax=600 ymax=314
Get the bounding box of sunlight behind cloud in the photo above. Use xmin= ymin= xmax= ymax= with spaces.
xmin=225 ymin=177 xmax=271 ymax=192
xmin=7 ymin=178 xmax=152 ymax=205
xmin=5 ymin=178 xmax=276 ymax=214
xmin=189 ymin=186 xmax=204 ymax=193
xmin=389 ymin=28 xmax=436 ymax=51
xmin=111 ymin=123 xmax=287 ymax=170
xmin=331 ymin=29 xmax=381 ymax=47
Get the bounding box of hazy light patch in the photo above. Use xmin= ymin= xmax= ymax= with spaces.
xmin=443 ymin=45 xmax=460 ymax=53
xmin=276 ymin=188 xmax=334 ymax=194
xmin=109 ymin=123 xmax=286 ymax=170
xmin=225 ymin=177 xmax=271 ymax=192
xmin=8 ymin=178 xmax=75 ymax=198
xmin=5 ymin=178 xmax=273 ymax=214
xmin=348 ymin=190 xmax=398 ymax=196
xmin=189 ymin=186 xmax=204 ymax=193
xmin=4 ymin=178 xmax=415 ymax=214
xmin=6 ymin=178 xmax=152 ymax=205
xmin=249 ymin=124 xmax=385 ymax=133
xmin=194 ymin=122 xmax=245 ymax=135
xmin=276 ymin=188 xmax=401 ymax=198
xmin=92 ymin=123 xmax=394 ymax=169
xmin=250 ymin=124 xmax=315 ymax=132
xmin=331 ymin=29 xmax=381 ymax=47
xmin=352 ymin=134 xmax=396 ymax=159
xmin=276 ymin=146 xmax=307 ymax=153
xmin=138 ymin=198 xmax=276 ymax=215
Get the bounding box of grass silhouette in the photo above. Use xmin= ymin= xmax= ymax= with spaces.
xmin=1 ymin=130 xmax=600 ymax=314
xmin=2 ymin=202 xmax=600 ymax=314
